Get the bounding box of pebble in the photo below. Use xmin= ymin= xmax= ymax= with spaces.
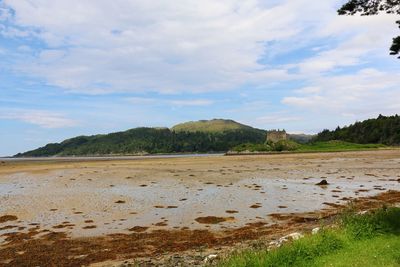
xmin=312 ymin=227 xmax=320 ymax=235
xmin=203 ymin=254 xmax=218 ymax=264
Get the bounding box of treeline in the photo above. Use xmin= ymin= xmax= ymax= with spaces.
xmin=314 ymin=114 xmax=400 ymax=145
xmin=15 ymin=127 xmax=266 ymax=157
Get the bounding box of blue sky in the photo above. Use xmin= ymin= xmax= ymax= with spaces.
xmin=1 ymin=0 xmax=400 ymax=156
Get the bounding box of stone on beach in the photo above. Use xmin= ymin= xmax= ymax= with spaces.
xmin=312 ymin=227 xmax=320 ymax=235
xmin=203 ymin=254 xmax=218 ymax=263
xmin=316 ymin=179 xmax=329 ymax=186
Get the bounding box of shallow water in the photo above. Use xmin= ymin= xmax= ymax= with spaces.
xmin=0 ymin=150 xmax=399 ymax=240
xmin=0 ymin=153 xmax=223 ymax=162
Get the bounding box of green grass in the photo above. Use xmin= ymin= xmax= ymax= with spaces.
xmin=216 ymin=207 xmax=400 ymax=267
xmin=313 ymin=235 xmax=400 ymax=267
xmin=171 ymin=119 xmax=259 ymax=133
xmin=297 ymin=140 xmax=386 ymax=152
xmin=231 ymin=140 xmax=387 ymax=154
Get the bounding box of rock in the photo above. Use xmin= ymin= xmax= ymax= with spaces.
xmin=203 ymin=254 xmax=218 ymax=264
xmin=268 ymin=240 xmax=282 ymax=250
xmin=73 ymin=254 xmax=87 ymax=259
xmin=278 ymin=233 xmax=303 ymax=244
xmin=269 ymin=240 xmax=279 ymax=246
xmin=311 ymin=227 xmax=320 ymax=235
xmin=316 ymin=179 xmax=329 ymax=186
xmin=357 ymin=210 xmax=368 ymax=215
xmin=268 ymin=232 xmax=305 ymax=251
xmin=284 ymin=232 xmax=304 ymax=240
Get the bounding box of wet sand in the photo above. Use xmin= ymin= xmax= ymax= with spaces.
xmin=0 ymin=150 xmax=399 ymax=266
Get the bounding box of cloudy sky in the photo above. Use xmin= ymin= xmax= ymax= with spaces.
xmin=1 ymin=0 xmax=399 ymax=156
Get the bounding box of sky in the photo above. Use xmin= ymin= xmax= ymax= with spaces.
xmin=1 ymin=0 xmax=400 ymax=156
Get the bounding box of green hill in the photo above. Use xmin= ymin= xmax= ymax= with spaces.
xmin=172 ymin=119 xmax=257 ymax=133
xmin=288 ymin=133 xmax=315 ymax=144
xmin=314 ymin=114 xmax=400 ymax=145
xmin=15 ymin=120 xmax=266 ymax=157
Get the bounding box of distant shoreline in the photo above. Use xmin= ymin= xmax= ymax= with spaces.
xmin=3 ymin=147 xmax=400 ymax=163
xmin=0 ymin=153 xmax=224 ymax=162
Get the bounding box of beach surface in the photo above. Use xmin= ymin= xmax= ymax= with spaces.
xmin=0 ymin=150 xmax=399 ymax=266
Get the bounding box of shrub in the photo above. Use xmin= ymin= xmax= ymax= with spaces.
xmin=272 ymin=140 xmax=300 ymax=151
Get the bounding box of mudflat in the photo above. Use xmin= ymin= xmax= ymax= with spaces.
xmin=0 ymin=150 xmax=399 ymax=266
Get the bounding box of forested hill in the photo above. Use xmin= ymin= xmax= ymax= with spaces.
xmin=314 ymin=114 xmax=400 ymax=145
xmin=15 ymin=120 xmax=266 ymax=157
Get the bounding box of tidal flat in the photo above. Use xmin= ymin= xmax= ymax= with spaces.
xmin=0 ymin=150 xmax=399 ymax=266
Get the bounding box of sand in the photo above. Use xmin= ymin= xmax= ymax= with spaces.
xmin=0 ymin=150 xmax=399 ymax=266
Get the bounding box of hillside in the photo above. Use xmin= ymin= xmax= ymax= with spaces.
xmin=172 ymin=119 xmax=258 ymax=133
xmin=15 ymin=120 xmax=266 ymax=157
xmin=314 ymin=114 xmax=400 ymax=145
xmin=287 ymin=133 xmax=315 ymax=144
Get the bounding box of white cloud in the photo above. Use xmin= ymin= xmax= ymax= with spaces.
xmin=17 ymin=45 xmax=32 ymax=52
xmin=294 ymin=86 xmax=321 ymax=94
xmin=127 ymin=97 xmax=214 ymax=107
xmin=1 ymin=0 xmax=352 ymax=94
xmin=0 ymin=5 xmax=12 ymax=21
xmin=282 ymin=95 xmax=324 ymax=108
xmin=0 ymin=24 xmax=34 ymax=38
xmin=169 ymin=99 xmax=214 ymax=107
xmin=282 ymin=68 xmax=400 ymax=118
xmin=297 ymin=14 xmax=399 ymax=75
xmin=255 ymin=114 xmax=302 ymax=124
xmin=0 ymin=110 xmax=78 ymax=128
xmin=127 ymin=97 xmax=158 ymax=105
xmin=278 ymin=12 xmax=400 ymax=128
xmin=1 ymin=0 xmax=400 ymax=131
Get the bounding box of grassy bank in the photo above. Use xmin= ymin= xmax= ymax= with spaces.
xmin=231 ymin=140 xmax=387 ymax=154
xmin=297 ymin=141 xmax=386 ymax=152
xmin=216 ymin=206 xmax=400 ymax=267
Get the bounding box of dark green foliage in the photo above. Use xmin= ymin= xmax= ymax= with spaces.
xmin=273 ymin=140 xmax=300 ymax=152
xmin=338 ymin=0 xmax=400 ymax=58
xmin=390 ymin=34 xmax=400 ymax=57
xmin=232 ymin=143 xmax=273 ymax=152
xmin=232 ymin=140 xmax=299 ymax=152
xmin=338 ymin=0 xmax=400 ymax=16
xmin=15 ymin=127 xmax=266 ymax=157
xmin=314 ymin=114 xmax=400 ymax=145
xmin=288 ymin=133 xmax=315 ymax=144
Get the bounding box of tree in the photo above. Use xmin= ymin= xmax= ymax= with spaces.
xmin=338 ymin=0 xmax=400 ymax=57
xmin=313 ymin=114 xmax=400 ymax=145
